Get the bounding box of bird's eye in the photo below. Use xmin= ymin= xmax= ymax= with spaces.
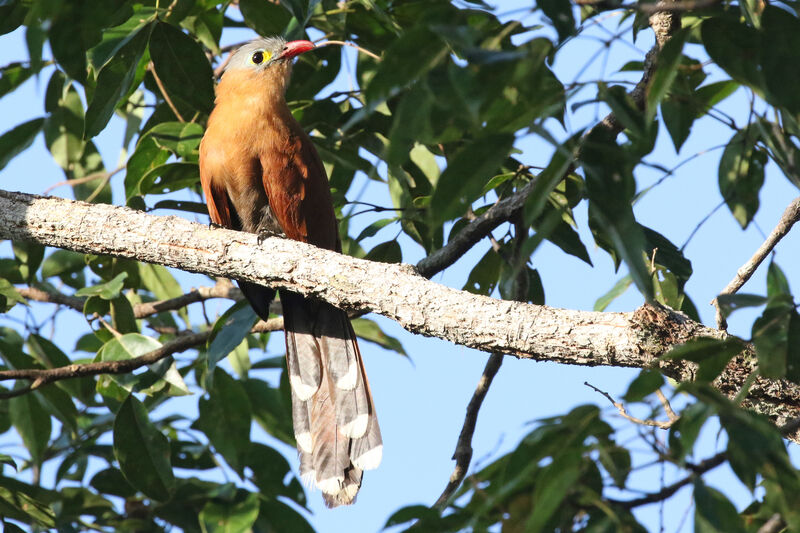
xmin=252 ymin=51 xmax=264 ymax=64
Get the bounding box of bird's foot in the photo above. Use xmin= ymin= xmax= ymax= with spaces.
xmin=209 ymin=221 xmax=226 ymax=230
xmin=257 ymin=229 xmax=282 ymax=244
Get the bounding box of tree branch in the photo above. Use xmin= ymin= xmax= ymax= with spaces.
xmin=2 ymin=189 xmax=800 ymax=438
xmin=0 ymin=318 xmax=284 ymax=398
xmin=712 ymin=196 xmax=800 ymax=329
xmin=607 ymin=451 xmax=727 ymax=509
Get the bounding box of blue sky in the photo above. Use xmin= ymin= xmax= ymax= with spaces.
xmin=1 ymin=1 xmax=799 ymax=532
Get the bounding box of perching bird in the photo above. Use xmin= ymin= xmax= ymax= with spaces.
xmin=199 ymin=36 xmax=382 ymax=507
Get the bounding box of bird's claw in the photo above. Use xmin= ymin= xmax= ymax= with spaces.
xmin=257 ymin=229 xmax=282 ymax=244
xmin=209 ymin=221 xmax=225 ymax=230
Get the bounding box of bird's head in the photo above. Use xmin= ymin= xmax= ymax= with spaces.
xmin=221 ymin=36 xmax=315 ymax=99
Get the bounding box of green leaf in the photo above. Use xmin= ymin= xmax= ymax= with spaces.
xmin=715 ymin=293 xmax=767 ymax=320
xmin=199 ymin=491 xmax=260 ymax=533
xmin=9 ymin=391 xmax=51 ymax=464
xmin=527 ymin=451 xmax=583 ymax=531
xmin=75 ymin=272 xmax=128 ymax=299
xmin=718 ymin=128 xmax=766 ymax=229
xmin=98 ymin=333 xmax=161 ymax=391
xmin=766 ymin=261 xmax=791 ymax=303
xmin=662 ymin=337 xmax=744 ymax=382
xmin=582 ymin=129 xmax=652 ymax=300
xmin=0 ymin=117 xmax=44 ymax=172
xmin=594 ymin=275 xmax=632 ymax=311
xmin=597 ymin=444 xmax=631 ymax=488
xmin=355 ymin=218 xmax=398 ymax=242
xmin=206 ymin=301 xmax=259 ymax=381
xmin=40 ymin=249 xmax=86 ymax=280
xmin=351 ymin=317 xmax=407 ymax=356
xmin=752 ymin=306 xmax=796 ymax=379
xmin=668 ymin=401 xmax=712 ymax=462
xmin=84 ymin=23 xmax=151 ymax=138
xmin=694 ymin=480 xmax=747 ymax=533
xmin=113 ymin=394 xmax=175 ymax=501
xmin=146 ymin=121 xmax=204 ymax=158
xmin=365 ymin=25 xmax=447 ymax=104
xmin=538 ymin=0 xmax=575 ymax=43
xmin=463 ymin=248 xmax=503 ymax=296
xmin=646 ymin=28 xmax=690 ymax=122
xmin=196 ymin=368 xmax=252 ymax=473
xmin=701 ymin=17 xmax=763 ymax=91
xmin=761 ymin=7 xmax=800 ymax=114
xmin=623 ymin=369 xmax=664 ymax=403
xmin=138 ymin=263 xmax=188 ymax=325
xmin=139 ymin=162 xmax=200 ymax=195
xmin=243 ymin=378 xmax=295 ymax=446
xmin=125 ymin=136 xmax=170 ymax=199
xmin=0 ymin=278 xmax=25 ymax=311
xmin=149 ymin=21 xmax=215 ymax=114
xmin=111 ymin=295 xmax=138 ymax=334
xmin=239 ymin=0 xmax=292 ymax=36
xmin=0 ymin=62 xmax=34 ymax=98
xmin=429 ymin=134 xmax=515 ymax=227
xmin=246 ymin=443 xmax=300 ymax=500
xmin=364 ymin=239 xmax=402 ymax=263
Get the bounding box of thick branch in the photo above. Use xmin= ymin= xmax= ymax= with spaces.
xmin=2 ymin=190 xmax=800 ymax=436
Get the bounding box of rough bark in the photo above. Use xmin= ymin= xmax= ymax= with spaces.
xmin=1 ymin=189 xmax=799 ymax=437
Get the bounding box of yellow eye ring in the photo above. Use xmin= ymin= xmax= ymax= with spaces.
xmin=250 ymin=50 xmax=271 ymax=65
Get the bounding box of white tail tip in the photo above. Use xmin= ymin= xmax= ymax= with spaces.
xmin=290 ymin=375 xmax=318 ymax=401
xmin=335 ymin=363 xmax=357 ymax=390
xmin=353 ymin=444 xmax=382 ymax=470
xmin=340 ymin=414 xmax=368 ymax=438
xmin=296 ymin=431 xmax=313 ymax=453
xmin=317 ymin=476 xmax=344 ymax=495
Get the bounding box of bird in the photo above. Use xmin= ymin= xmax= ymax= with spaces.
xmin=198 ymin=36 xmax=382 ymax=507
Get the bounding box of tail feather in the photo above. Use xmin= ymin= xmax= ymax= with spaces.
xmin=281 ymin=292 xmax=382 ymax=507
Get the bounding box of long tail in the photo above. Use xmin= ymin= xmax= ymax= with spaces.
xmin=281 ymin=291 xmax=382 ymax=507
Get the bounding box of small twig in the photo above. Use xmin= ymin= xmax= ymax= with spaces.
xmin=585 ymin=382 xmax=677 ymax=429
xmin=712 ymin=196 xmax=800 ymax=329
xmin=656 ymin=389 xmax=678 ymax=422
xmin=607 ymin=451 xmax=726 ymax=509
xmin=317 ymin=40 xmax=381 ymax=61
xmin=757 ymin=514 xmax=786 ymax=533
xmin=148 ymin=62 xmax=185 ymax=122
xmin=42 ymin=166 xmax=125 ymax=196
xmin=214 ymin=52 xmax=234 ymax=79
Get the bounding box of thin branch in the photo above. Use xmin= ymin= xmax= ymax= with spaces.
xmin=712 ymin=196 xmax=800 ymax=329
xmin=435 ymin=353 xmax=503 ymax=509
xmin=656 ymin=389 xmax=678 ymax=422
xmin=435 ymin=217 xmax=527 ymax=509
xmin=0 ymin=331 xmax=207 ymax=399
xmin=607 ymin=451 xmax=726 ymax=509
xmin=42 ymin=166 xmax=125 ymax=196
xmin=148 ymin=62 xmax=185 ymax=122
xmin=585 ymin=382 xmax=677 ymax=429
xmin=17 ymin=279 xmax=260 ymax=319
xmin=0 ymin=318 xmax=284 ymax=398
xmin=757 ymin=514 xmax=786 ymax=533
xmin=317 ymin=40 xmax=381 ymax=61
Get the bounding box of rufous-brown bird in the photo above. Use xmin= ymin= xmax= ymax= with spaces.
xmin=199 ymin=37 xmax=382 ymax=507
